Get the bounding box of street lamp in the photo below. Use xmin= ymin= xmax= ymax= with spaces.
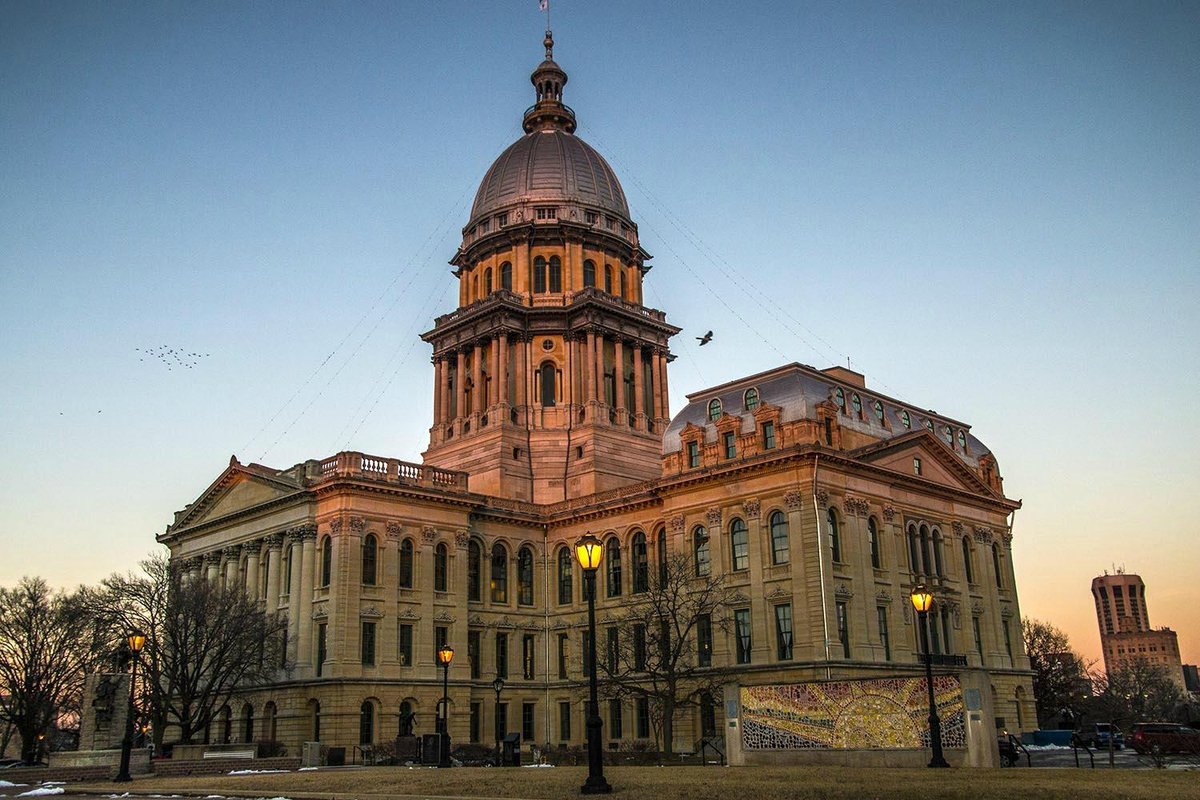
xmin=115 ymin=629 xmax=147 ymax=782
xmin=491 ymin=677 xmax=505 ymax=767
xmin=574 ymin=533 xmax=611 ymax=795
xmin=436 ymin=644 xmax=454 ymax=768
xmin=910 ymin=585 xmax=949 ymax=768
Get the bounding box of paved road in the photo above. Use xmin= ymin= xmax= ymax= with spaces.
xmin=1010 ymin=746 xmax=1199 ymax=770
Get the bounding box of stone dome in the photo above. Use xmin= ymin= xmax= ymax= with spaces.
xmin=469 ymin=129 xmax=630 ymax=224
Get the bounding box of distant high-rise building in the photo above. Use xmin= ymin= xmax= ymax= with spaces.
xmin=1091 ymin=571 xmax=1184 ymax=688
xmin=1183 ymin=664 xmax=1199 ymax=694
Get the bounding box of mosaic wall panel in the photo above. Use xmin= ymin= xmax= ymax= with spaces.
xmin=740 ymin=675 xmax=966 ymax=750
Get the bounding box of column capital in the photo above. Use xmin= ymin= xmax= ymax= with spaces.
xmin=241 ymin=539 xmax=262 ymax=554
xmin=265 ymin=532 xmax=286 ymax=548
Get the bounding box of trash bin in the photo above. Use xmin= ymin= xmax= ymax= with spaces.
xmin=502 ymin=732 xmax=521 ymax=767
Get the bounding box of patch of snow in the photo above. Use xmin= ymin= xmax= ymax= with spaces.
xmin=17 ymin=789 xmax=65 ymax=797
xmin=522 ymin=763 xmax=555 ymax=768
xmin=228 ymin=769 xmax=290 ymax=775
xmin=0 ymin=784 xmax=29 ymax=789
xmin=1023 ymin=744 xmax=1072 ymax=751
xmin=297 ymin=767 xmax=318 ymax=771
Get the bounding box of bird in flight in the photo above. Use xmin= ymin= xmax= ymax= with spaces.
xmin=696 ymin=330 xmax=713 ymax=346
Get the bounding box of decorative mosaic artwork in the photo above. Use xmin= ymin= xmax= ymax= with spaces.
xmin=740 ymin=675 xmax=966 ymax=750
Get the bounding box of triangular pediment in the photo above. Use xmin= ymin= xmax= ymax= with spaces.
xmin=173 ymin=459 xmax=304 ymax=530
xmin=852 ymin=431 xmax=997 ymax=498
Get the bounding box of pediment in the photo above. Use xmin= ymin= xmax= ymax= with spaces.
xmin=173 ymin=459 xmax=304 ymax=530
xmin=852 ymin=432 xmax=996 ymax=498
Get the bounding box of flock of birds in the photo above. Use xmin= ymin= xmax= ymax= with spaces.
xmin=136 ymin=345 xmax=211 ymax=371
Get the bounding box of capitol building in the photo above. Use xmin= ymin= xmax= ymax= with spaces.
xmin=160 ymin=31 xmax=1034 ymax=765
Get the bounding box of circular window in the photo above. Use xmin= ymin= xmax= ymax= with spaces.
xmin=541 ymin=339 xmax=554 ymax=351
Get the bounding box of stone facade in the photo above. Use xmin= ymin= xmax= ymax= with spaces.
xmin=1092 ymin=571 xmax=1185 ymax=688
xmin=157 ymin=32 xmax=1035 ymax=759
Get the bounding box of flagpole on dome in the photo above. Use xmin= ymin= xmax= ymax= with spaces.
xmin=540 ymin=0 xmax=551 ymax=36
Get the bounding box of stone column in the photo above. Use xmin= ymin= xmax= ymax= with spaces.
xmin=298 ymin=525 xmax=317 ymax=671
xmin=287 ymin=530 xmax=304 ymax=664
xmin=742 ymin=501 xmax=770 ymax=663
xmin=514 ymin=335 xmax=527 ymax=409
xmin=433 ymin=358 xmax=444 ymax=424
xmin=651 ymin=346 xmax=664 ymax=423
xmin=265 ymin=533 xmax=284 ymax=612
xmin=632 ymin=345 xmax=645 ymax=430
xmin=243 ymin=541 xmax=261 ymax=600
xmin=222 ymin=547 xmax=240 ymax=588
xmin=497 ymin=333 xmax=509 ymax=406
xmin=595 ymin=334 xmax=607 ymax=407
xmin=657 ymin=350 xmax=670 ymax=419
xmin=613 ymin=339 xmax=625 ymax=420
xmin=585 ymin=329 xmax=597 ymax=403
xmin=204 ymin=551 xmax=220 ymax=583
xmin=471 ymin=342 xmax=483 ymax=413
xmin=455 ymin=350 xmax=466 ymax=419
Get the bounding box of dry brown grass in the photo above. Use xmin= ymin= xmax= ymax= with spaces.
xmin=84 ymin=763 xmax=1200 ymax=800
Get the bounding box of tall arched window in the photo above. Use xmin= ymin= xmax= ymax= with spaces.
xmin=769 ymin=511 xmax=789 ymax=565
xmin=320 ymin=536 xmax=332 ymax=587
xmin=708 ymin=398 xmax=722 ymax=420
xmin=606 ymin=538 xmax=622 ymax=598
xmin=241 ymin=703 xmax=254 ymax=743
xmin=730 ymin=518 xmax=749 ymax=571
xmin=907 ymin=525 xmax=920 ymax=573
xmin=399 ymin=538 xmax=414 ymax=589
xmin=962 ymin=537 xmax=975 ymax=584
xmin=583 ymin=259 xmax=596 ymax=287
xmin=627 ymin=532 xmax=647 ymax=593
xmin=434 ymin=543 xmax=448 ymax=592
xmin=827 ymin=507 xmax=842 ymax=563
xmin=467 ymin=540 xmax=481 ymax=601
xmin=491 ymin=543 xmax=508 ymax=603
xmin=619 ymin=270 xmax=627 ymax=299
xmin=932 ymin=529 xmax=945 ymax=578
xmin=693 ymin=526 xmax=710 ymax=576
xmin=362 ymin=534 xmax=377 ymax=586
xmin=744 ymin=388 xmax=760 ymax=411
xmin=919 ymin=524 xmax=932 ymax=575
xmin=484 ymin=267 xmax=493 ymax=294
xmin=548 ymin=256 xmax=562 ymax=292
xmin=500 ymin=261 xmax=512 ymax=291
xmin=359 ymin=700 xmax=374 ymax=745
xmin=657 ymin=528 xmax=667 ymax=585
xmin=868 ymin=516 xmax=881 ymax=569
xmin=604 ymin=264 xmax=613 ymax=293
xmin=992 ymin=543 xmax=1003 ymax=588
xmin=540 ymin=361 xmax=557 ymax=407
xmin=557 ymin=547 xmax=573 ymax=605
xmin=472 ymin=275 xmax=478 ymax=300
xmin=399 ymin=700 xmax=414 ymax=736
xmin=533 ymin=256 xmax=547 ymax=293
xmin=518 ymin=546 xmax=534 ymax=605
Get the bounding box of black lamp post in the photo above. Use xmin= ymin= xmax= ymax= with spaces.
xmin=436 ymin=644 xmax=454 ymax=768
xmin=491 ymin=677 xmax=505 ymax=766
xmin=911 ymin=585 xmax=950 ymax=768
xmin=114 ymin=629 xmax=147 ymax=782
xmin=575 ymin=533 xmax=611 ymax=795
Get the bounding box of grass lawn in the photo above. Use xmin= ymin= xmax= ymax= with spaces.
xmin=95 ymin=764 xmax=1200 ymax=800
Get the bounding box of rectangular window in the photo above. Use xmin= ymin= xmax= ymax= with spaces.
xmin=536 ymin=207 xmax=557 ymax=220
xmin=398 ymin=623 xmax=413 ymax=667
xmin=316 ymin=623 xmax=327 ymax=677
xmin=697 ymin=614 xmax=713 ymax=667
xmin=585 ymin=210 xmax=598 ymax=225
xmin=361 ymin=621 xmax=376 ymax=666
xmin=469 ymin=630 xmax=481 ymax=679
xmin=775 ymin=604 xmax=793 ymax=660
xmin=762 ymin=421 xmax=776 ymax=450
xmin=522 ymin=702 xmax=535 ymax=742
xmin=687 ymin=440 xmax=700 ymax=468
xmin=633 ymin=624 xmax=647 ymax=671
xmin=523 ymin=634 xmax=536 ymax=680
xmin=836 ymin=601 xmax=850 ymax=658
xmin=496 ymin=632 xmax=509 ymax=679
xmin=559 ymin=701 xmax=572 ymax=741
xmin=434 ymin=625 xmax=448 ymax=659
xmin=608 ymin=699 xmax=623 ymax=739
xmin=913 ymin=457 xmax=923 ymax=476
xmin=497 ymin=212 xmax=508 ymax=227
xmin=470 ymin=702 xmax=481 ymax=743
xmin=606 ymin=627 xmax=619 ymax=674
xmin=496 ymin=702 xmax=508 ymax=742
xmin=478 ymin=220 xmax=489 ymax=233
xmin=723 ymin=430 xmax=736 ymax=459
xmin=557 ymin=633 xmax=569 ymax=679
xmin=878 ymin=606 xmax=891 ymax=661
xmin=734 ymin=608 xmax=752 ymax=664
xmin=636 ymin=696 xmax=650 ymax=739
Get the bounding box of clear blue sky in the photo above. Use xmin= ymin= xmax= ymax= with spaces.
xmin=2 ymin=1 xmax=1197 ymax=666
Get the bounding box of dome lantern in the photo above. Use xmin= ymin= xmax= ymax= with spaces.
xmin=523 ymin=31 xmax=576 ymax=134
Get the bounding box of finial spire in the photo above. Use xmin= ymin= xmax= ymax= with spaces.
xmin=523 ymin=26 xmax=575 ymax=134
xmin=545 ymin=30 xmax=554 ymax=61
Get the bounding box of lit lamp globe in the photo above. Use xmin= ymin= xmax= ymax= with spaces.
xmin=129 ymin=630 xmax=147 ymax=654
xmin=575 ymin=533 xmax=604 ymax=573
xmin=437 ymin=644 xmax=455 ymax=667
xmin=910 ymin=585 xmax=934 ymax=614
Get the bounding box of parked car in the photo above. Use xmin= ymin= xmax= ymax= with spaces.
xmin=997 ymin=734 xmax=1019 ymax=767
xmin=1129 ymin=722 xmax=1200 ymax=755
xmin=1084 ymin=722 xmax=1124 ymax=750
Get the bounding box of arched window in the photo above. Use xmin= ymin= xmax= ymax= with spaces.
xmin=263 ymin=702 xmax=277 ymax=742
xmin=557 ymin=547 xmax=573 ymax=605
xmin=851 ymin=393 xmax=863 ymax=417
xmin=907 ymin=525 xmax=920 ymax=573
xmin=399 ymin=538 xmax=414 ymax=589
xmin=769 ymin=511 xmax=789 ymax=565
xmin=744 ymin=388 xmax=760 ymax=411
xmin=548 ymin=256 xmax=562 ymax=292
xmin=241 ymin=703 xmax=254 ymax=743
xmin=992 ymin=542 xmax=1003 ymax=588
xmin=962 ymin=536 xmax=975 ymax=584
xmin=540 ymin=361 xmax=557 ymax=407
xmin=730 ymin=518 xmax=749 ymax=571
xmin=834 ymin=387 xmax=846 ymax=411
xmin=827 ymin=507 xmax=842 ymax=563
xmin=873 ymin=400 xmax=885 ymax=424
xmin=500 ymin=261 xmax=512 ymax=291
xmin=472 ymin=275 xmax=478 ymax=300
xmin=362 ymin=534 xmax=377 ymax=586
xmin=484 ymin=267 xmax=493 ymax=294
xmin=518 ymin=546 xmax=534 ymax=605
xmin=604 ymin=264 xmax=613 ymax=293
xmin=399 ymin=700 xmax=414 ymax=736
xmin=320 ymin=536 xmax=332 ymax=587
xmin=958 ymin=430 xmax=968 ymax=453
xmin=632 ymin=532 xmax=649 ymax=593
xmin=693 ymin=526 xmax=710 ymax=576
xmin=583 ymin=259 xmax=596 ymax=288
xmin=434 ymin=542 xmax=448 ymax=592
xmin=606 ymin=538 xmax=622 ymax=598
xmin=359 ymin=700 xmax=374 ymax=745
xmin=707 ymin=398 xmax=722 ymax=420
xmin=533 ymin=256 xmax=547 ymax=293
xmin=491 ymin=542 xmax=508 ymax=603
xmin=919 ymin=525 xmax=932 ymax=575
xmin=619 ymin=270 xmax=627 ymax=299
xmin=932 ymin=529 xmax=945 ymax=578
xmin=467 ymin=540 xmax=481 ymax=601
xmin=868 ymin=516 xmax=881 ymax=569
xmin=900 ymin=410 xmax=911 ymax=429
xmin=657 ymin=528 xmax=667 ymax=585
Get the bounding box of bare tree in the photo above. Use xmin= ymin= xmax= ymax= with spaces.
xmin=1088 ymin=658 xmax=1184 ymax=730
xmin=0 ymin=577 xmax=94 ymax=764
xmin=88 ymin=555 xmax=289 ymax=745
xmin=597 ymin=550 xmax=737 ymax=756
xmin=1021 ymin=618 xmax=1094 ymax=728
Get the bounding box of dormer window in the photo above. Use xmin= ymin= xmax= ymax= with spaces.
xmin=873 ymin=400 xmax=884 ymax=424
xmin=707 ymin=399 xmax=722 ymax=421
xmin=924 ymin=419 xmax=934 ymax=432
xmin=744 ymin=388 xmax=760 ymax=411
xmin=943 ymin=425 xmax=954 ymax=444
xmin=834 ymin=387 xmax=846 ymax=412
xmin=900 ymin=410 xmax=911 ymax=429
xmin=851 ymin=393 xmax=863 ymax=418
xmin=958 ymin=431 xmax=968 ymax=452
